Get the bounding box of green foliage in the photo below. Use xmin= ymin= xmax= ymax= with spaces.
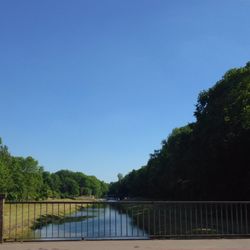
xmin=110 ymin=62 xmax=250 ymax=200
xmin=50 ymin=170 xmax=108 ymax=198
xmin=0 ymin=145 xmax=12 ymax=193
xmin=61 ymin=177 xmax=80 ymax=197
xmin=0 ymin=139 xmax=109 ymax=200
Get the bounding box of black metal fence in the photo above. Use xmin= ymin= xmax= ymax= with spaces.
xmin=2 ymin=200 xmax=250 ymax=241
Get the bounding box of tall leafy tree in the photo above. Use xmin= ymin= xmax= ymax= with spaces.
xmin=0 ymin=138 xmax=108 ymax=200
xmin=110 ymin=62 xmax=250 ymax=200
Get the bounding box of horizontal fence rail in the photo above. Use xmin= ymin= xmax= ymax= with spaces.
xmin=2 ymin=201 xmax=250 ymax=241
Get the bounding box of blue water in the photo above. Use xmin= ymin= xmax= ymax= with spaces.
xmin=34 ymin=205 xmax=148 ymax=239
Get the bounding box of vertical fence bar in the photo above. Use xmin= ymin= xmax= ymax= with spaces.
xmin=136 ymin=207 xmax=139 ymax=237
xmin=195 ymin=203 xmax=198 ymax=235
xmin=220 ymin=203 xmax=224 ymax=235
xmin=98 ymin=203 xmax=100 ymax=238
xmin=15 ymin=203 xmax=17 ymax=240
xmin=104 ymin=203 xmax=106 ymax=237
xmin=52 ymin=203 xmax=54 ymax=239
xmin=153 ymin=205 xmax=156 ymax=236
xmin=179 ymin=204 xmax=182 ymax=235
xmin=9 ymin=203 xmax=11 ymax=240
xmin=75 ymin=203 xmax=77 ymax=238
xmin=185 ymin=204 xmax=187 ymax=235
xmin=70 ymin=203 xmax=72 ymax=238
xmin=163 ymin=205 xmax=166 ymax=236
xmin=109 ymin=204 xmax=111 ymax=237
xmin=215 ymin=203 xmax=219 ymax=235
xmin=126 ymin=207 xmax=128 ymax=237
xmin=64 ymin=203 xmax=66 ymax=239
xmin=120 ymin=206 xmax=122 ymax=237
xmin=190 ymin=204 xmax=193 ymax=236
xmin=22 ymin=203 xmax=24 ymax=240
xmin=226 ymin=203 xmax=229 ymax=234
xmin=200 ymin=203 xmax=203 ymax=234
xmin=58 ymin=203 xmax=60 ymax=238
xmin=116 ymin=204 xmax=118 ymax=237
xmin=245 ymin=203 xmax=248 ymax=234
xmin=174 ymin=203 xmax=177 ymax=235
xmin=39 ymin=203 xmax=42 ymax=239
xmin=0 ymin=194 xmax=5 ymax=243
xmin=148 ymin=206 xmax=151 ymax=236
xmin=28 ymin=203 xmax=30 ymax=239
xmin=45 ymin=203 xmax=48 ymax=238
xmin=33 ymin=203 xmax=36 ymax=239
xmin=115 ymin=205 xmax=117 ymax=237
xmin=143 ymin=206 xmax=145 ymax=236
xmin=86 ymin=203 xmax=89 ymax=238
xmin=205 ymin=203 xmax=208 ymax=234
xmin=138 ymin=206 xmax=140 ymax=236
xmin=158 ymin=207 xmax=161 ymax=236
xmin=81 ymin=203 xmax=83 ymax=238
xmin=240 ymin=203 xmax=243 ymax=234
xmin=236 ymin=203 xmax=239 ymax=235
xmin=92 ymin=203 xmax=94 ymax=237
xmin=131 ymin=207 xmax=134 ymax=236
xmin=169 ymin=204 xmax=172 ymax=236
xmin=231 ymin=203 xmax=234 ymax=235
xmin=210 ymin=203 xmax=213 ymax=235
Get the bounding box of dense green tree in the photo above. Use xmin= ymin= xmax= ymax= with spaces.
xmin=0 ymin=139 xmax=109 ymax=200
xmin=0 ymin=139 xmax=12 ymax=194
xmin=53 ymin=170 xmax=108 ymax=198
xmin=110 ymin=62 xmax=250 ymax=201
xmin=61 ymin=177 xmax=79 ymax=197
xmin=6 ymin=156 xmax=43 ymax=200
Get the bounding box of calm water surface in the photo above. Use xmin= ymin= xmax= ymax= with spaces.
xmin=34 ymin=204 xmax=148 ymax=239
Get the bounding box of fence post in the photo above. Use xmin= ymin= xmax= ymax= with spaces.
xmin=0 ymin=194 xmax=5 ymax=243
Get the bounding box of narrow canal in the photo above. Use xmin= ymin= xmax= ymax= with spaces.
xmin=34 ymin=204 xmax=148 ymax=239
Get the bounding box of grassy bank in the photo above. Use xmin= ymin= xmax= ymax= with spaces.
xmin=117 ymin=203 xmax=219 ymax=237
xmin=3 ymin=197 xmax=95 ymax=240
xmin=122 ymin=203 xmax=250 ymax=237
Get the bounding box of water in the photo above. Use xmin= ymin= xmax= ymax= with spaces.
xmin=34 ymin=204 xmax=148 ymax=239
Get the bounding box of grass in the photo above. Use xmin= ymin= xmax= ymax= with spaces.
xmin=3 ymin=197 xmax=95 ymax=240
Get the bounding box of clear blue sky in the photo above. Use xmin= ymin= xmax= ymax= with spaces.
xmin=0 ymin=0 xmax=250 ymax=182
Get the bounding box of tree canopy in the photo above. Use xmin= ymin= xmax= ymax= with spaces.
xmin=109 ymin=62 xmax=250 ymax=200
xmin=0 ymin=140 xmax=108 ymax=200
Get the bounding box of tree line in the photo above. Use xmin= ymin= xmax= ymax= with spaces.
xmin=109 ymin=62 xmax=250 ymax=200
xmin=0 ymin=142 xmax=108 ymax=200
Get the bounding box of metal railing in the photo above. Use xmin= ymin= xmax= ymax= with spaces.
xmin=2 ymin=200 xmax=250 ymax=241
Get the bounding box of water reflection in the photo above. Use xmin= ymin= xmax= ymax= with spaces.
xmin=34 ymin=204 xmax=148 ymax=239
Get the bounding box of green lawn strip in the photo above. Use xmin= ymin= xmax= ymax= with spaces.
xmin=3 ymin=198 xmax=95 ymax=240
